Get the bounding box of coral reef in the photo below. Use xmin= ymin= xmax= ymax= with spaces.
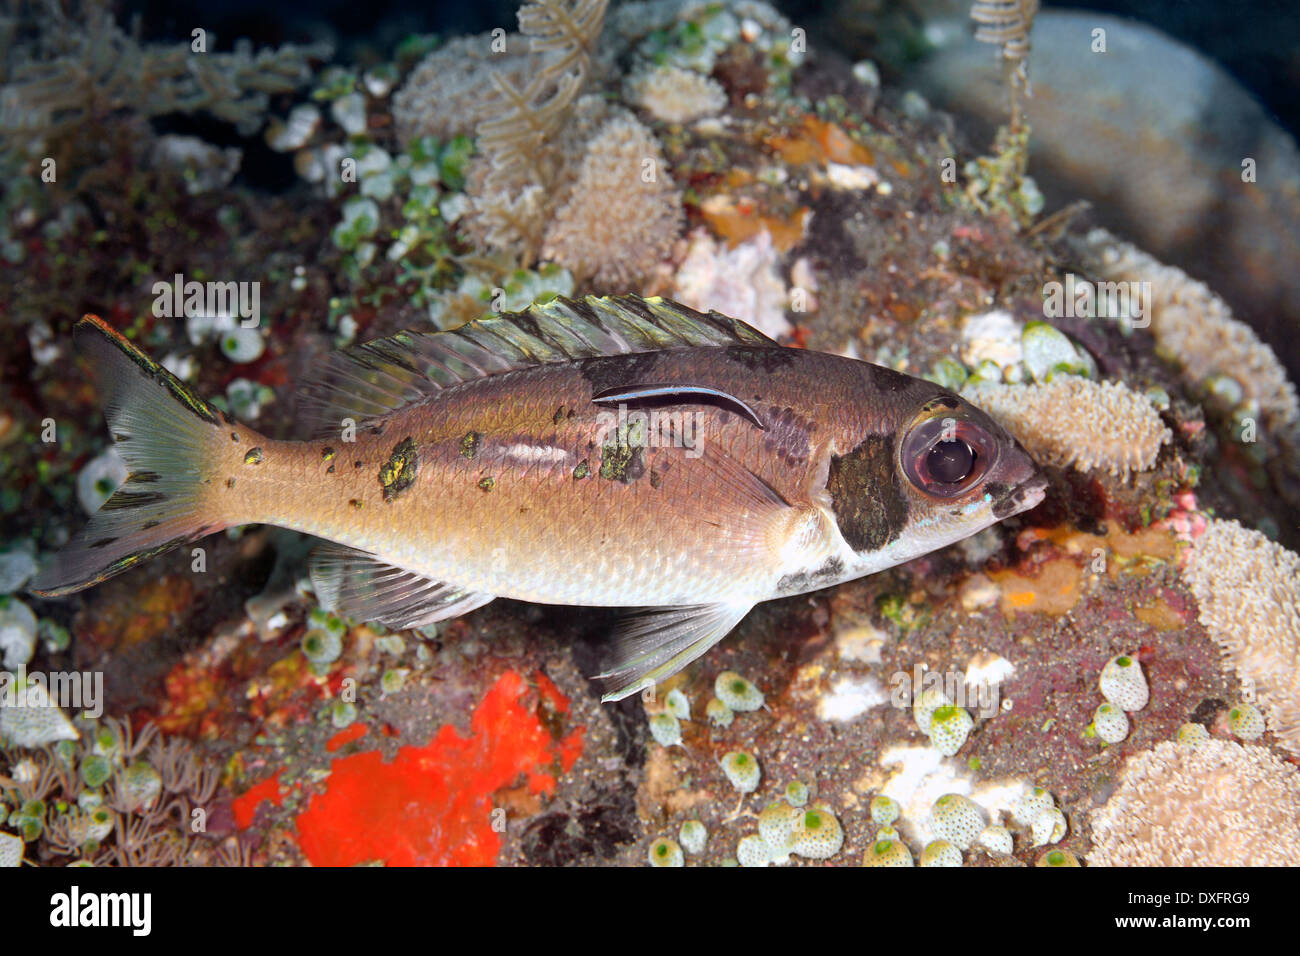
xmin=2 ymin=0 xmax=1298 ymax=872
xmin=624 ymin=64 xmax=727 ymax=123
xmin=1087 ymin=739 xmax=1300 ymax=866
xmin=961 ymin=377 xmax=1171 ymax=478
xmin=1077 ymin=228 xmax=1299 ymax=434
xmin=541 ymin=115 xmax=684 ymax=285
xmin=0 ymin=2 xmax=328 ymax=140
xmin=0 ymin=717 xmax=234 ymax=866
xmin=1181 ymin=519 xmax=1300 ymax=755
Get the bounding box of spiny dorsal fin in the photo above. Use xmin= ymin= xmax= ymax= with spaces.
xmin=298 ymin=295 xmax=779 ymax=434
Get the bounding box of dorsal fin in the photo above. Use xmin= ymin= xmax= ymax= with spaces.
xmin=298 ymin=295 xmax=778 ymax=434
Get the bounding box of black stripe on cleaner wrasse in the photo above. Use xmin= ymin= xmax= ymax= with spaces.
xmin=27 ymin=296 xmax=1047 ymax=703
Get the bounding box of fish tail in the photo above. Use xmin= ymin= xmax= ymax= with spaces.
xmin=28 ymin=315 xmax=240 ymax=597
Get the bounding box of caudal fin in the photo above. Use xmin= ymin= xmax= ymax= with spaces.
xmin=28 ymin=316 xmax=232 ymax=597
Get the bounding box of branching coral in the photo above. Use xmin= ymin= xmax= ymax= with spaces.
xmin=1180 ymin=518 xmax=1300 ymax=755
xmin=1087 ymin=740 xmax=1300 ymax=865
xmin=540 ymin=115 xmax=683 ymax=285
xmin=463 ymin=0 xmax=610 ymax=259
xmin=1077 ymin=228 xmax=1299 ymax=433
xmin=961 ymin=376 xmax=1170 ymax=478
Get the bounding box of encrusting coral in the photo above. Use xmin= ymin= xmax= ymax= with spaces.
xmin=961 ymin=376 xmax=1171 ymax=478
xmin=1077 ymin=228 xmax=1299 ymax=433
xmin=624 ymin=63 xmax=727 ymax=123
xmin=1087 ymin=739 xmax=1300 ymax=866
xmin=1180 ymin=518 xmax=1300 ymax=755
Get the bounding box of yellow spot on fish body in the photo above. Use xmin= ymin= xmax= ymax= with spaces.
xmin=478 ymin=476 xmax=495 ymax=492
xmin=378 ymin=437 xmax=418 ymax=502
xmin=244 ymin=448 xmax=264 ymax=465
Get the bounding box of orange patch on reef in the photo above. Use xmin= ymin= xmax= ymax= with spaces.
xmin=699 ymin=194 xmax=810 ymax=252
xmin=766 ymin=116 xmax=875 ymax=167
xmin=326 ymin=723 xmax=370 ymax=752
xmin=233 ymin=771 xmax=285 ymax=830
xmin=989 ymin=557 xmax=1083 ymax=617
xmin=293 ymin=671 xmax=584 ymax=866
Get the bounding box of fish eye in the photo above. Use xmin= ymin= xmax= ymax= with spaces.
xmin=901 ymin=416 xmax=994 ymax=498
xmin=927 ymin=438 xmax=974 ymax=484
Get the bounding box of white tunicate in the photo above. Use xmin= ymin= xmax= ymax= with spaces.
xmin=757 ymin=800 xmax=800 ymax=860
xmin=1094 ymin=702 xmax=1130 ymax=743
xmin=647 ymin=837 xmax=684 ymax=867
xmin=265 ymin=103 xmax=321 ymax=152
xmin=928 ymin=705 xmax=974 ymax=756
xmin=790 ymin=807 xmax=844 ymax=860
xmin=870 ymin=794 xmax=901 ymax=825
xmin=76 ymin=447 xmax=127 ymax=514
xmin=737 ymin=833 xmax=771 ymax=867
xmin=913 ymin=685 xmax=951 ymax=735
xmin=715 ymin=671 xmax=764 ymax=711
xmin=929 ymin=793 xmax=984 ymax=850
xmin=1227 ymin=702 xmax=1266 ymax=741
xmin=1013 ymin=787 xmax=1055 ymax=827
xmin=0 ymin=597 xmax=37 ymax=668
xmin=648 ymin=712 xmax=682 ymax=747
xmin=0 ymin=677 xmax=79 ymax=747
xmin=665 ymin=688 xmax=690 ymax=720
xmin=679 ymin=820 xmax=707 ymax=855
xmin=720 ymin=750 xmax=761 ymax=793
xmin=1031 ymin=807 xmax=1068 ymax=847
xmin=219 ymin=325 xmax=265 ymax=363
xmin=1022 ymin=322 xmax=1084 ymax=382
xmin=331 ymin=92 xmax=367 ymax=136
xmin=1099 ymin=654 xmax=1149 ymax=711
xmin=978 ymin=825 xmax=1014 ymax=856
xmin=0 ymin=831 xmax=25 ymax=867
xmin=0 ymin=547 xmax=38 ymax=594
xmin=920 ymin=840 xmax=963 ymax=867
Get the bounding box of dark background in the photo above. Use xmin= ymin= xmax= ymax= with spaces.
xmin=119 ymin=0 xmax=1300 ymax=139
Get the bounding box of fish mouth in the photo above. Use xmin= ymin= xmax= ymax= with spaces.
xmin=992 ymin=473 xmax=1049 ymax=519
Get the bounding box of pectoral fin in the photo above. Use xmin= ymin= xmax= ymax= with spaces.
xmin=309 ymin=544 xmax=494 ymax=629
xmin=595 ymin=601 xmax=754 ymax=701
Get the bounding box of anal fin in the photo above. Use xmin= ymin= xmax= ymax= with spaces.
xmin=595 ymin=601 xmax=754 ymax=702
xmin=309 ymin=543 xmax=494 ymax=630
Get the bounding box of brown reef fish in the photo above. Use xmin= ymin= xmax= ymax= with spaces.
xmin=30 ymin=296 xmax=1046 ymax=699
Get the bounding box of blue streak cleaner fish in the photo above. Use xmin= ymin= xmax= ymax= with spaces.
xmin=30 ymin=296 xmax=1046 ymax=699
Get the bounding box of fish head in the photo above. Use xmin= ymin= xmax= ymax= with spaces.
xmin=889 ymin=387 xmax=1046 ymax=554
xmin=825 ymin=375 xmax=1047 ymax=570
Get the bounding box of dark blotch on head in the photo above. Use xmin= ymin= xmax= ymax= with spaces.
xmin=825 ymin=433 xmax=909 ymax=552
